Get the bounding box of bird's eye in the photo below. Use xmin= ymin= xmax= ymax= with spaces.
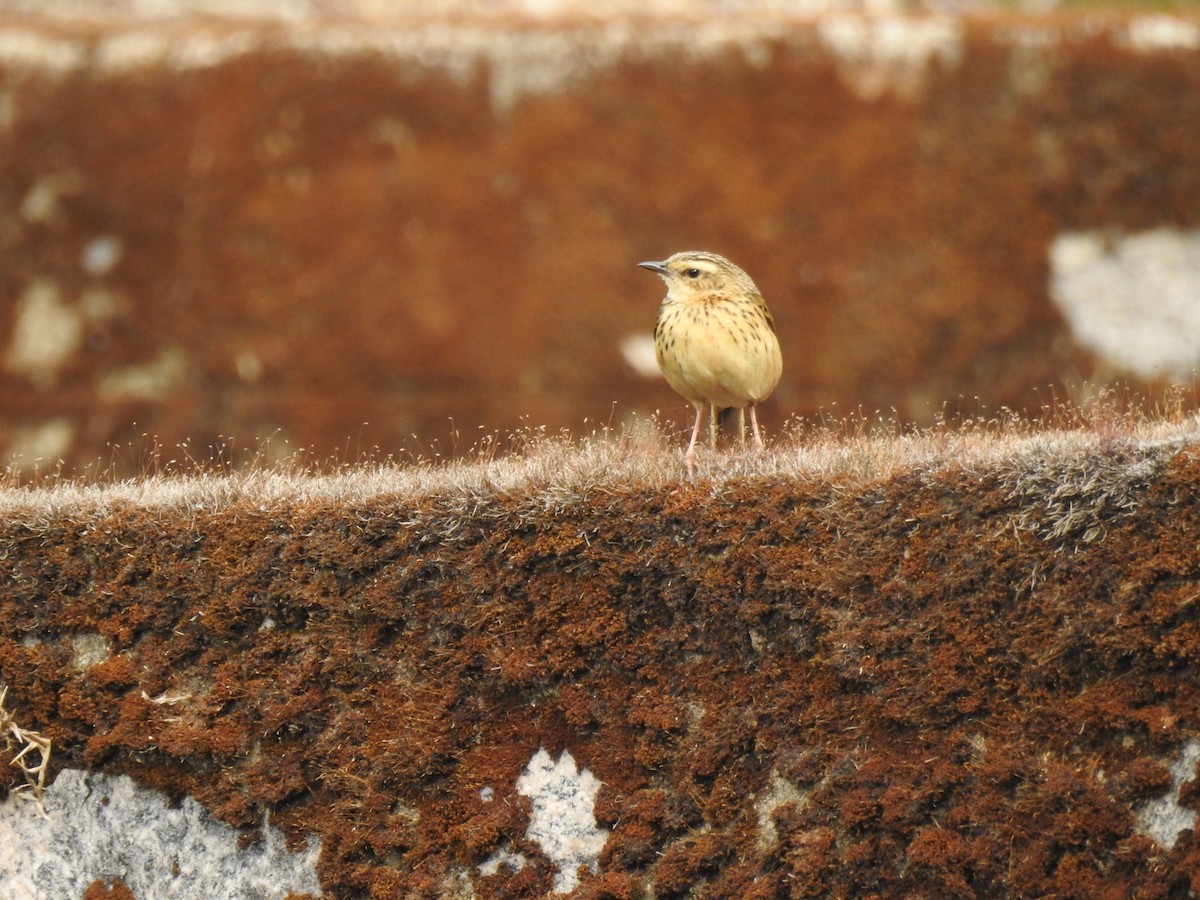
xmin=686 ymin=268 xmax=701 ymax=279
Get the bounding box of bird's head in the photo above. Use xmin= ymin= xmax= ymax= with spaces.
xmin=638 ymin=251 xmax=759 ymax=301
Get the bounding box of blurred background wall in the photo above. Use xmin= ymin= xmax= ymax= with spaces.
xmin=2 ymin=1 xmax=1199 ymax=473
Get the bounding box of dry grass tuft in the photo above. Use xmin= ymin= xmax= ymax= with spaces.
xmin=0 ymin=402 xmax=1196 ymax=527
xmin=0 ymin=685 xmax=51 ymax=812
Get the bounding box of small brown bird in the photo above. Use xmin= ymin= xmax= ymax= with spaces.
xmin=639 ymin=251 xmax=782 ymax=474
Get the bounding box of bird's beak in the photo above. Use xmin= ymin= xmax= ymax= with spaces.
xmin=638 ymin=261 xmax=669 ymax=274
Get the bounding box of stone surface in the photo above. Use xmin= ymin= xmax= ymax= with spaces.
xmin=0 ymin=10 xmax=1199 ymax=473
xmin=3 ymin=427 xmax=1200 ymax=895
xmin=1135 ymin=740 xmax=1200 ymax=852
xmin=0 ymin=769 xmax=321 ymax=900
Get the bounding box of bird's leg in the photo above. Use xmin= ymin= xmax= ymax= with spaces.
xmin=748 ymin=405 xmax=765 ymax=451
xmin=708 ymin=403 xmax=720 ymax=451
xmin=686 ymin=404 xmax=705 ymax=479
xmin=737 ymin=408 xmax=746 ymax=447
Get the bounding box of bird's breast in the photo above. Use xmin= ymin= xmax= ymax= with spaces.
xmin=654 ymin=298 xmax=782 ymax=408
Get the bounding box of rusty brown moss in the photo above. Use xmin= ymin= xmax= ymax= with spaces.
xmin=3 ymin=434 xmax=1200 ymax=895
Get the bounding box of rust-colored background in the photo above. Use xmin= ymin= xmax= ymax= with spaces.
xmin=2 ymin=12 xmax=1199 ymax=473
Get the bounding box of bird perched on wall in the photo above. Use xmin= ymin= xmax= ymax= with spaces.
xmin=639 ymin=251 xmax=782 ymax=476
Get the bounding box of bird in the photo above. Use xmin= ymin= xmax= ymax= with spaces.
xmin=638 ymin=251 xmax=782 ymax=476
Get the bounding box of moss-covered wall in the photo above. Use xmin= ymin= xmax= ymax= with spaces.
xmin=3 ymin=434 xmax=1200 ymax=895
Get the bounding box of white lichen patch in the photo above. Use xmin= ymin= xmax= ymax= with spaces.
xmin=94 ymin=27 xmax=265 ymax=72
xmin=0 ymin=769 xmax=322 ymax=899
xmin=69 ymin=633 xmax=111 ymax=671
xmin=0 ymin=11 xmax=1194 ymax=115
xmin=81 ymin=235 xmax=124 ymax=276
xmin=1135 ymin=739 xmax=1200 ymax=850
xmin=5 ymin=280 xmax=82 ymax=386
xmin=477 ymin=845 xmax=528 ymax=878
xmin=442 ymin=866 xmax=475 ymax=899
xmin=619 ymin=333 xmax=660 ymax=379
xmin=294 ymin=24 xmax=636 ymax=115
xmin=515 ymin=748 xmax=608 ymax=894
xmin=171 ymin=30 xmax=266 ymax=70
xmin=93 ymin=29 xmax=175 ymax=71
xmin=97 ymin=347 xmax=188 ymax=402
xmin=818 ymin=15 xmax=963 ymax=99
xmin=5 ymin=419 xmax=75 ymax=473
xmin=19 ymin=172 xmax=82 ymax=224
xmin=0 ymin=29 xmax=86 ymax=73
xmin=235 ymin=349 xmax=264 ymax=383
xmin=1123 ymin=16 xmax=1200 ymax=52
xmin=1050 ymin=228 xmax=1200 ymax=381
xmin=0 ymin=16 xmax=959 ymax=115
xmin=755 ymin=769 xmax=810 ymax=852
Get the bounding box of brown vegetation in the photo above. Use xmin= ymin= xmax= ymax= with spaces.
xmin=3 ymin=416 xmax=1200 ymax=896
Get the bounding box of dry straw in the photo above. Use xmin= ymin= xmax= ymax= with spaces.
xmin=0 ymin=685 xmax=51 ymax=812
xmin=0 ymin=401 xmax=1196 ymax=525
